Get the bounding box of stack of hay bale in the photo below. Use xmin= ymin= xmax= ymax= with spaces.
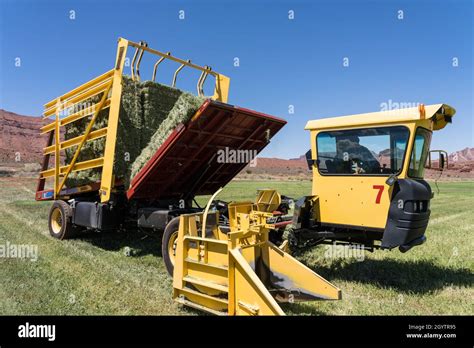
xmin=64 ymin=76 xmax=205 ymax=188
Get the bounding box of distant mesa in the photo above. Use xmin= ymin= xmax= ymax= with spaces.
xmin=0 ymin=109 xmax=48 ymax=163
xmin=449 ymin=147 xmax=474 ymax=162
xmin=1 ymin=109 xmax=472 ymax=181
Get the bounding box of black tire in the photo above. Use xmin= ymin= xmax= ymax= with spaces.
xmin=48 ymin=200 xmax=78 ymax=240
xmin=162 ymin=216 xmax=180 ymax=276
xmin=269 ymin=228 xmax=284 ymax=245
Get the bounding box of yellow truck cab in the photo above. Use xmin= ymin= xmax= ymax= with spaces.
xmin=291 ymin=104 xmax=455 ymax=252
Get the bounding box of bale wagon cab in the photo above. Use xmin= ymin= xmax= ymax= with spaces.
xmin=290 ymin=103 xmax=456 ymax=253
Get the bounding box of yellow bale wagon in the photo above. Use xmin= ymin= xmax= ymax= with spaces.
xmin=36 ymin=38 xmax=335 ymax=315
xmin=35 ymin=37 xmax=456 ymax=316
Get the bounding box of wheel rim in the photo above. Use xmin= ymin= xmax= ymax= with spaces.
xmin=167 ymin=231 xmax=178 ymax=266
xmin=51 ymin=207 xmax=63 ymax=234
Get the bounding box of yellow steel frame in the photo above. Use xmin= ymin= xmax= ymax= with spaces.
xmin=127 ymin=40 xmax=230 ymax=102
xmin=173 ymin=190 xmax=341 ymax=316
xmin=40 ymin=70 xmax=115 ymax=200
xmin=39 ymin=38 xmax=231 ymax=202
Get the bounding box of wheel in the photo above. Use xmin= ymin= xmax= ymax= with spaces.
xmin=48 ymin=200 xmax=78 ymax=240
xmin=162 ymin=216 xmax=180 ymax=276
xmin=161 ymin=216 xmax=226 ymax=296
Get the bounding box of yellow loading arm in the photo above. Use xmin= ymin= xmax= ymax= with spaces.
xmin=37 ymin=38 xmax=230 ymax=203
xmin=172 ymin=190 xmax=341 ymax=315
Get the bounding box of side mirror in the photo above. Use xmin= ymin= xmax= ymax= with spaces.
xmin=385 ymin=174 xmax=398 ymax=186
xmin=426 ymin=150 xmax=448 ymax=171
xmin=305 ymin=149 xmax=315 ymax=171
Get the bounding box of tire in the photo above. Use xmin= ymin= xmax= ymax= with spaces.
xmin=162 ymin=216 xmax=180 ymax=276
xmin=269 ymin=228 xmax=284 ymax=245
xmin=48 ymin=200 xmax=78 ymax=240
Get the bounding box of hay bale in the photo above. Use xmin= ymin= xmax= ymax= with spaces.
xmin=140 ymin=80 xmax=183 ymax=148
xmin=65 ymin=77 xmax=142 ymax=187
xmin=130 ymin=92 xmax=205 ymax=179
xmin=111 ymin=76 xmax=143 ymax=186
xmin=64 ymin=77 xmax=205 ymax=189
xmin=63 ymin=95 xmax=109 ymax=187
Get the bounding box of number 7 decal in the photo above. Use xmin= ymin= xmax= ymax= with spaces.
xmin=373 ymin=185 xmax=384 ymax=204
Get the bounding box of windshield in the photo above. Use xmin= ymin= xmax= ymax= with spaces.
xmin=408 ymin=127 xmax=432 ymax=178
xmin=316 ymin=126 xmax=409 ymax=175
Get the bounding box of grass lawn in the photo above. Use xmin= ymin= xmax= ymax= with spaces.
xmin=0 ymin=178 xmax=472 ymax=315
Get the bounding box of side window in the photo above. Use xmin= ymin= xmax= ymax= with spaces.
xmin=408 ymin=127 xmax=432 ymax=178
xmin=315 ymin=133 xmax=337 ymax=173
xmin=393 ymin=138 xmax=407 ymax=172
xmin=316 ymin=126 xmax=409 ymax=175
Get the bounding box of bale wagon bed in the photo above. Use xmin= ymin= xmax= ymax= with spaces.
xmin=34 ymin=38 xmax=287 ymax=266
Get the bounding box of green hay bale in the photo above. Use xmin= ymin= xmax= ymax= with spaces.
xmin=111 ymin=76 xmax=143 ymax=186
xmin=130 ymin=92 xmax=205 ymax=179
xmin=63 ymin=77 xmax=205 ymax=189
xmin=65 ymin=77 xmax=142 ymax=187
xmin=140 ymin=80 xmax=183 ymax=148
xmin=63 ymin=95 xmax=109 ymax=187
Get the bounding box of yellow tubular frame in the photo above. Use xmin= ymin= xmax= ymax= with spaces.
xmin=172 ymin=190 xmax=341 ymax=316
xmin=99 ymin=38 xmax=128 ymax=202
xmin=39 ymin=38 xmax=231 ymax=202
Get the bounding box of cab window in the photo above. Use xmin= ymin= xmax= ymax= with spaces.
xmin=408 ymin=127 xmax=432 ymax=178
xmin=316 ymin=126 xmax=409 ymax=175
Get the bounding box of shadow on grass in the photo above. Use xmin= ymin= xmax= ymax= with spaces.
xmin=280 ymin=301 xmax=329 ymax=316
xmin=80 ymin=228 xmax=163 ymax=258
xmin=305 ymin=258 xmax=473 ymax=294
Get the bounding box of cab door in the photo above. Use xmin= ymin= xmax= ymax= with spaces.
xmin=311 ymin=125 xmax=410 ymax=229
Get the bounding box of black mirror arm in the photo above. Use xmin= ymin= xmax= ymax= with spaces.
xmin=385 ymin=174 xmax=398 ymax=186
xmin=440 ymin=154 xmax=446 ymax=171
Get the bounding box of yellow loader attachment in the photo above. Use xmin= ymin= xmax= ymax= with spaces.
xmin=172 ymin=190 xmax=341 ymax=315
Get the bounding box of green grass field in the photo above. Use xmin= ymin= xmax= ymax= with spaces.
xmin=0 ymin=178 xmax=472 ymax=315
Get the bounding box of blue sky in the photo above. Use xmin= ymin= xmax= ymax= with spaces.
xmin=0 ymin=0 xmax=472 ymax=158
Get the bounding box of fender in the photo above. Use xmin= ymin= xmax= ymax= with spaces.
xmin=381 ymin=179 xmax=432 ymax=250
